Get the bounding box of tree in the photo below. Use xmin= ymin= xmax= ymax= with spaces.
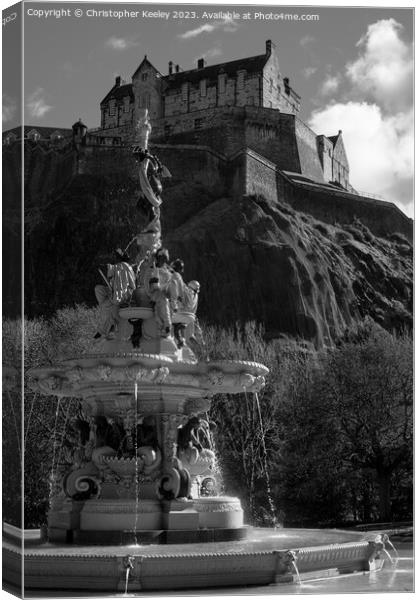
xmin=322 ymin=322 xmax=413 ymax=521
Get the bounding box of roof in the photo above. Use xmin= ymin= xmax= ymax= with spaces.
xmin=100 ymin=83 xmax=134 ymax=106
xmin=3 ymin=126 xmax=72 ymax=138
xmin=132 ymin=56 xmax=163 ymax=79
xmin=328 ymin=132 xmax=342 ymax=147
xmin=163 ymin=53 xmax=269 ymax=89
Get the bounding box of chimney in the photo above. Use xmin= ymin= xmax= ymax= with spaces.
xmin=197 ymin=58 xmax=205 ymax=69
xmin=283 ymin=77 xmax=290 ymax=95
xmin=115 ymin=76 xmax=121 ymax=87
xmin=338 ymin=129 xmax=342 ymax=135
xmin=266 ymin=40 xmax=273 ymax=56
xmin=175 ymin=65 xmax=180 ymax=73
xmin=168 ymin=61 xmax=173 ymax=75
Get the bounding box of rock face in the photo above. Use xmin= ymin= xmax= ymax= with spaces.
xmin=4 ymin=165 xmax=412 ymax=346
xmin=165 ymin=194 xmax=412 ymax=346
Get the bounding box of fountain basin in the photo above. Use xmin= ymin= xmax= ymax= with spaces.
xmin=3 ymin=528 xmax=388 ymax=592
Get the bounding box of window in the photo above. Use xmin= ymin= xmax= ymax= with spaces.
xmin=200 ymin=79 xmax=206 ymax=97
xmin=218 ymin=74 xmax=226 ymax=94
xmin=182 ymin=82 xmax=189 ymax=101
xmin=164 ymin=124 xmax=172 ymax=137
xmin=194 ymin=118 xmax=204 ymax=130
xmin=237 ymin=71 xmax=245 ymax=89
xmin=123 ymin=97 xmax=130 ymax=113
xmin=141 ymin=72 xmax=148 ymax=81
xmin=109 ymin=101 xmax=116 ymax=116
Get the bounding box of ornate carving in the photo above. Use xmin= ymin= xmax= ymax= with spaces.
xmin=63 ymin=465 xmax=101 ymax=500
xmin=193 ymin=499 xmax=242 ymax=512
xmin=81 ymin=499 xmax=161 ymax=514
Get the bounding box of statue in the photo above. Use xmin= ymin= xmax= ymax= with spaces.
xmin=132 ymin=110 xmax=171 ymax=255
xmin=177 ymin=416 xmax=203 ymax=463
xmin=183 ymin=280 xmax=205 ymax=351
xmin=170 ymin=259 xmax=188 ymax=348
xmin=94 ymin=248 xmax=136 ymax=340
xmin=145 ymin=248 xmax=177 ymax=337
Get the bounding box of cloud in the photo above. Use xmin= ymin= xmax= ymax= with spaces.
xmin=105 ymin=36 xmax=138 ymax=50
xmin=26 ymin=88 xmax=52 ymax=119
xmin=303 ymin=67 xmax=318 ymax=78
xmin=346 ymin=19 xmax=413 ymax=112
xmin=320 ymin=74 xmax=341 ymax=96
xmin=178 ymin=17 xmax=239 ymax=39
xmin=309 ymin=102 xmax=413 ymax=215
xmin=300 ymin=35 xmax=315 ymax=47
xmin=179 ymin=24 xmax=215 ymax=39
xmin=3 ymin=94 xmax=17 ymax=123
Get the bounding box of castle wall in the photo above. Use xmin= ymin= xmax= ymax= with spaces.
xmin=294 ymin=119 xmax=326 ymax=183
xmin=316 ymin=135 xmax=334 ymax=182
xmin=262 ymin=52 xmax=299 ymax=113
xmin=331 ymin=136 xmax=349 ymax=188
xmin=236 ymin=148 xmax=412 ymax=240
xmin=245 ymin=112 xmax=300 ymax=172
xmin=101 ymin=101 xmax=134 ymax=130
xmin=132 ymin=63 xmax=163 ymax=123
xmin=163 ymin=71 xmax=262 ymax=117
xmin=243 ymin=150 xmax=278 ymax=203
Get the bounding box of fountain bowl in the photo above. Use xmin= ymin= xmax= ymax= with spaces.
xmin=2 ymin=526 xmax=392 ymax=593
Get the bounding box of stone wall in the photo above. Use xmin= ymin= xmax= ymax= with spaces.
xmin=262 ymin=52 xmax=299 ymax=113
xmin=294 ymin=118 xmax=326 ymax=183
xmin=238 ymin=149 xmax=412 ymax=239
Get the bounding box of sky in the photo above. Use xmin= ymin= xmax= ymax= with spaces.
xmin=2 ymin=1 xmax=414 ymax=216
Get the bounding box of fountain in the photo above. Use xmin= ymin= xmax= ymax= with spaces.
xmin=3 ymin=110 xmax=391 ymax=594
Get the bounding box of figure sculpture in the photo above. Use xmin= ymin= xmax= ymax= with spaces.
xmin=145 ymin=248 xmax=178 ymax=337
xmin=132 ymin=109 xmax=171 ymax=253
xmin=94 ymin=248 xmax=136 ymax=340
xmin=183 ymin=280 xmax=205 ymax=350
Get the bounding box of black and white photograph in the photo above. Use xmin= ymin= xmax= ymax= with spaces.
xmin=2 ymin=0 xmax=414 ymax=597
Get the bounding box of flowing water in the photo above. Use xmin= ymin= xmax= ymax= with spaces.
xmin=49 ymin=398 xmax=62 ymax=502
xmin=290 ymin=559 xmax=302 ymax=584
xmin=133 ymin=382 xmax=139 ymax=545
xmin=385 ymin=537 xmax=400 ymax=565
xmin=252 ymin=391 xmax=277 ymax=527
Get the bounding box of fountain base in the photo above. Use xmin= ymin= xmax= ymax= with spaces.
xmin=48 ymin=496 xmax=245 ymax=545
xmin=3 ymin=528 xmax=388 ymax=593
xmin=72 ymin=526 xmax=249 ymax=545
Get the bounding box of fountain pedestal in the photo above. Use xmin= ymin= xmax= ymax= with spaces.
xmin=29 ymin=307 xmax=267 ymax=545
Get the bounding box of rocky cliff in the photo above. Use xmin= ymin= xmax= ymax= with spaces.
xmin=165 ymin=193 xmax=412 ymax=346
xmin=4 ymin=163 xmax=410 ymax=347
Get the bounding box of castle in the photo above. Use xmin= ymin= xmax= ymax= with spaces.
xmin=3 ymin=40 xmax=411 ymax=243
xmin=97 ymin=39 xmax=351 ymax=191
